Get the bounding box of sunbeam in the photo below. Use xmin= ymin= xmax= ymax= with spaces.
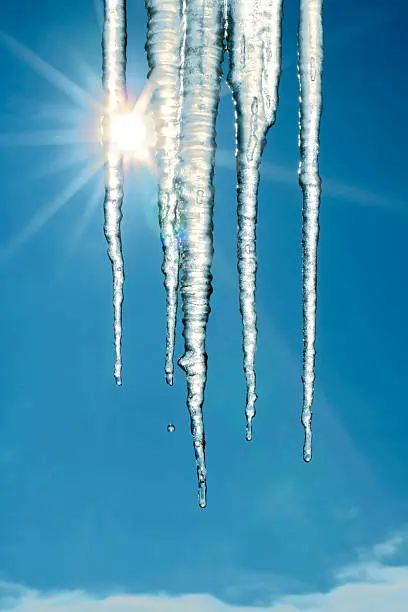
xmin=0 ymin=129 xmax=98 ymax=148
xmin=0 ymin=160 xmax=102 ymax=262
xmin=0 ymin=32 xmax=100 ymax=111
xmin=0 ymin=26 xmax=156 ymax=271
xmin=30 ymin=148 xmax=99 ymax=181
xmin=66 ymin=172 xmax=104 ymax=256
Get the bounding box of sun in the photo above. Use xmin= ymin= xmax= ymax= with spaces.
xmin=101 ymin=90 xmax=155 ymax=168
xmin=108 ymin=110 xmax=151 ymax=162
xmin=0 ymin=32 xmax=157 ymax=263
xmin=101 ymin=80 xmax=156 ymax=167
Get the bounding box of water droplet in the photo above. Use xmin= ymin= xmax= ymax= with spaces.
xmin=167 ymin=424 xmax=175 ymax=433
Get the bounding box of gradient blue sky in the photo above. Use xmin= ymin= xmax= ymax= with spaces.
xmin=0 ymin=0 xmax=408 ymax=609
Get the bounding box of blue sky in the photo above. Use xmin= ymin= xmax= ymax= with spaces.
xmin=0 ymin=0 xmax=408 ymax=609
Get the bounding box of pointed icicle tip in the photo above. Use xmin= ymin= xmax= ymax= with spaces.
xmin=245 ymin=396 xmax=256 ymax=441
xmin=165 ymin=371 xmax=174 ymax=386
xmin=114 ymin=364 xmax=122 ymax=386
xmin=245 ymin=417 xmax=253 ymax=441
xmin=303 ymin=449 xmax=312 ymax=463
xmin=198 ymin=481 xmax=207 ymax=509
xmin=302 ymin=404 xmax=312 ymax=462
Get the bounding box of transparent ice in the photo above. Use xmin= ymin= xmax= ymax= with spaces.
xmin=298 ymin=0 xmax=323 ymax=462
xmin=226 ymin=0 xmax=284 ymax=441
xmin=101 ymin=0 xmax=127 ymax=386
xmin=145 ymin=0 xmax=186 ymax=388
xmin=102 ymin=0 xmax=323 ymax=505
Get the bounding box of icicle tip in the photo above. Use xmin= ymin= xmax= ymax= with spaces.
xmin=245 ymin=398 xmax=256 ymax=441
xmin=245 ymin=417 xmax=253 ymax=441
xmin=114 ymin=364 xmax=122 ymax=386
xmin=302 ymin=404 xmax=312 ymax=462
xmin=303 ymin=447 xmax=312 ymax=462
xmin=198 ymin=481 xmax=207 ymax=509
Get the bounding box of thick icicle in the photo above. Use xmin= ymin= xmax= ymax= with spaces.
xmin=177 ymin=0 xmax=225 ymax=508
xmin=101 ymin=0 xmax=127 ymax=385
xmin=227 ymin=0 xmax=283 ymax=440
xmin=145 ymin=0 xmax=186 ymax=386
xmin=298 ymin=0 xmax=323 ymax=462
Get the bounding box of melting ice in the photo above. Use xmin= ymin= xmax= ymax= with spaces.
xmin=226 ymin=0 xmax=284 ymax=441
xmin=101 ymin=0 xmax=127 ymax=386
xmin=145 ymin=0 xmax=186 ymax=388
xmin=298 ymin=0 xmax=323 ymax=462
xmin=101 ymin=0 xmax=323 ymax=506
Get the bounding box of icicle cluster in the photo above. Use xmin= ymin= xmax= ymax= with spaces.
xmin=102 ymin=0 xmax=127 ymax=386
xmin=145 ymin=0 xmax=225 ymax=508
xmin=100 ymin=0 xmax=324 ymax=506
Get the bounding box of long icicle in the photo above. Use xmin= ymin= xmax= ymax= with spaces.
xmin=177 ymin=0 xmax=225 ymax=508
xmin=227 ymin=0 xmax=284 ymax=440
xmin=145 ymin=0 xmax=186 ymax=386
xmin=102 ymin=0 xmax=127 ymax=386
xmin=298 ymin=0 xmax=323 ymax=461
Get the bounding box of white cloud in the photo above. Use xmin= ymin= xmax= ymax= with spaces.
xmin=2 ymin=531 xmax=408 ymax=612
xmin=372 ymin=532 xmax=408 ymax=560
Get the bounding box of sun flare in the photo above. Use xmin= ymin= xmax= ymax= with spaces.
xmin=110 ymin=112 xmax=147 ymax=156
xmin=0 ymin=31 xmax=157 ymax=263
xmin=101 ymin=102 xmax=154 ymax=168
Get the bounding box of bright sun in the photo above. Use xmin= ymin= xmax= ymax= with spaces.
xmin=0 ymin=32 xmax=157 ymax=263
xmin=108 ymin=109 xmax=151 ymax=163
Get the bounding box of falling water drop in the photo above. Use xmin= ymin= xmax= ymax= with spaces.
xmin=167 ymin=423 xmax=176 ymax=433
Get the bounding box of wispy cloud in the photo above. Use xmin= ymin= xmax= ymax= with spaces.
xmin=1 ymin=530 xmax=408 ymax=611
xmin=373 ymin=533 xmax=408 ymax=561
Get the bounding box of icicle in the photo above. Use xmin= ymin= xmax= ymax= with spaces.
xmin=223 ymin=0 xmax=229 ymax=48
xmin=298 ymin=0 xmax=323 ymax=462
xmin=101 ymin=0 xmax=127 ymax=386
xmin=177 ymin=0 xmax=225 ymax=508
xmin=227 ymin=0 xmax=283 ymax=440
xmin=145 ymin=0 xmax=186 ymax=386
